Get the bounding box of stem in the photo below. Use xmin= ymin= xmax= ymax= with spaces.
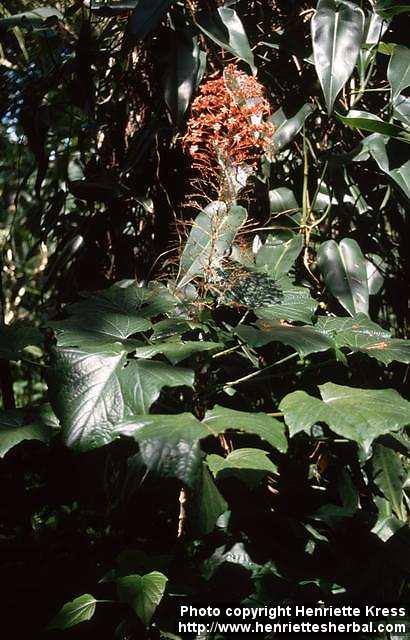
xmin=0 ymin=254 xmax=15 ymax=410
xmin=301 ymin=124 xmax=311 ymax=229
xmin=224 ymin=352 xmax=299 ymax=388
xmin=177 ymin=487 xmax=188 ymax=539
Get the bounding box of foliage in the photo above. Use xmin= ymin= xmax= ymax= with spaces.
xmin=0 ymin=1 xmax=409 ymax=639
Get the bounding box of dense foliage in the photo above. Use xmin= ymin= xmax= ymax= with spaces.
xmin=0 ymin=1 xmax=409 ymax=638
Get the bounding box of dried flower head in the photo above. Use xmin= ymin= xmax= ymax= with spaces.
xmin=182 ymin=65 xmax=275 ymax=193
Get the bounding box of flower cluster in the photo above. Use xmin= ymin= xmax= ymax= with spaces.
xmin=182 ymin=65 xmax=274 ymax=178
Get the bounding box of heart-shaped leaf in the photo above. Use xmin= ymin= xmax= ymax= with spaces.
xmin=47 ymin=594 xmax=97 ymax=630
xmin=49 ymin=346 xmax=194 ymax=452
xmin=117 ymin=571 xmax=167 ymax=626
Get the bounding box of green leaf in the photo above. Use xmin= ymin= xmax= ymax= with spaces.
xmin=236 ymin=321 xmax=334 ymax=358
xmin=393 ymin=94 xmax=410 ymax=127
xmin=355 ymin=134 xmax=410 ymax=200
xmin=191 ymin=464 xmax=228 ymax=536
xmin=317 ymin=238 xmax=369 ymax=316
xmin=47 ymin=594 xmax=97 ymax=630
xmin=115 ymin=414 xmax=210 ymax=487
xmin=126 ymin=0 xmax=174 ymax=41
xmin=376 ymin=1 xmax=410 ymax=18
xmin=0 ymin=7 xmax=62 ymax=28
xmin=177 ymin=202 xmax=247 ymax=288
xmin=268 ymin=187 xmax=299 ymax=217
xmin=49 ymin=346 xmax=194 ymax=452
xmin=315 ymin=314 xmax=410 ymax=364
xmin=337 ymin=110 xmax=410 ymax=141
xmin=203 ymin=405 xmax=287 ymax=452
xmin=254 ymin=276 xmax=317 ymax=323
xmin=207 ymin=448 xmax=277 ymax=487
xmin=280 ymin=383 xmax=410 ymax=453
xmin=372 ymin=443 xmax=407 ymax=521
xmin=0 ymin=323 xmax=43 ymax=360
xmin=0 ymin=407 xmax=55 ymax=457
xmin=197 ymin=6 xmax=255 ymax=74
xmin=268 ymin=104 xmax=315 ymax=154
xmin=366 ymin=254 xmax=385 ymax=295
xmin=117 ymin=571 xmax=167 ymax=626
xmin=312 ymin=0 xmax=365 ymax=115
xmin=388 ymin=44 xmax=410 ymax=99
xmin=254 ymin=232 xmax=303 ymax=280
xmin=47 ymin=282 xmax=178 ymax=349
xmin=163 ymin=31 xmax=202 ymax=127
xmin=132 ymin=341 xmax=223 ymax=365
xmin=358 ymin=12 xmax=389 ymax=81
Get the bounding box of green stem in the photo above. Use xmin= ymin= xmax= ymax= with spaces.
xmin=224 ymin=352 xmax=299 ymax=388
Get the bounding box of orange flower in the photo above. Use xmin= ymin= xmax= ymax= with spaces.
xmin=182 ymin=65 xmax=274 ymax=179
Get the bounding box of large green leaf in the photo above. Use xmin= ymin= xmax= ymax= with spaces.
xmin=312 ymin=0 xmax=365 ymax=115
xmin=388 ymin=44 xmax=410 ymax=99
xmin=0 ymin=407 xmax=56 ymax=457
xmin=197 ymin=6 xmax=255 ymax=74
xmin=116 ymin=414 xmax=209 ymax=487
xmin=126 ymin=0 xmax=174 ymax=41
xmin=268 ymin=104 xmax=315 ymax=154
xmin=203 ymin=405 xmax=287 ymax=452
xmin=315 ymin=314 xmax=410 ymax=364
xmin=67 ymin=281 xmax=177 ymax=321
xmin=207 ymin=448 xmax=277 ymax=487
xmin=317 ymin=238 xmax=369 ymax=316
xmin=115 ymin=406 xmax=288 ymax=487
xmin=372 ymin=443 xmax=407 ymax=521
xmin=236 ymin=321 xmax=334 ymax=359
xmin=178 ymin=202 xmax=247 ymax=288
xmin=117 ymin=571 xmax=167 ymax=626
xmin=254 ymin=232 xmax=303 ymax=280
xmin=280 ymin=383 xmax=410 ymax=453
xmin=49 ymin=346 xmax=194 ymax=451
xmin=163 ymin=31 xmax=202 ymax=127
xmin=337 ymin=110 xmax=410 ymax=141
xmin=47 ymin=594 xmax=97 ymax=630
xmin=48 ymin=282 xmax=178 ymax=349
